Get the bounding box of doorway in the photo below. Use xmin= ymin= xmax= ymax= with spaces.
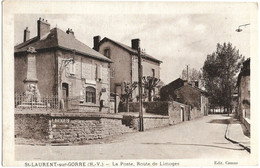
xmin=181 ymin=107 xmax=185 ymax=122
xmin=62 ymin=83 xmax=69 ymax=109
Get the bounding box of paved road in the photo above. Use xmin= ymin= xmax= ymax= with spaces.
xmin=15 ymin=115 xmax=249 ymax=160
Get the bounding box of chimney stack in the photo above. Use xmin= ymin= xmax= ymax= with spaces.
xmin=23 ymin=27 xmax=30 ymax=42
xmin=93 ymin=35 xmax=101 ymax=51
xmin=37 ymin=17 xmax=50 ymax=39
xmin=66 ymin=28 xmax=74 ymax=36
xmin=131 ymin=39 xmax=140 ymax=50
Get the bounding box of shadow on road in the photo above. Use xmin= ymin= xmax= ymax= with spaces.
xmin=141 ymin=142 xmax=245 ymax=151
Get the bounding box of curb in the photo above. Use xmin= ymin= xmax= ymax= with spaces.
xmin=225 ymin=124 xmax=251 ymax=153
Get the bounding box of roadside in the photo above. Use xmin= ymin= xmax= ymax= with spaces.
xmin=15 ymin=113 xmax=206 ymax=146
xmin=16 ymin=115 xmax=249 ymax=160
xmin=224 ymin=114 xmax=250 ymax=153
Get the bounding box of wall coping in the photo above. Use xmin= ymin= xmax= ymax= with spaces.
xmin=125 ymin=101 xmax=190 ymax=107
xmin=50 ymin=112 xmax=123 ymax=119
xmin=120 ymin=112 xmax=169 ymax=119
xmin=243 ymin=117 xmax=250 ymax=124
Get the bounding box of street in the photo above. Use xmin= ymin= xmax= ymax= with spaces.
xmin=15 ymin=115 xmax=249 ymax=160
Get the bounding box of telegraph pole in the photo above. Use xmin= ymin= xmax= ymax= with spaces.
xmin=186 ymin=64 xmax=189 ymax=82
xmin=138 ymin=47 xmax=144 ymax=131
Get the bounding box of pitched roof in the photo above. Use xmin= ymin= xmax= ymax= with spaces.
xmin=163 ymin=78 xmax=207 ymax=95
xmin=15 ymin=28 xmax=112 ymax=63
xmin=99 ymin=37 xmax=162 ymax=63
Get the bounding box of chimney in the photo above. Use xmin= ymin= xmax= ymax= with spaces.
xmin=37 ymin=17 xmax=50 ymax=39
xmin=23 ymin=27 xmax=30 ymax=42
xmin=66 ymin=28 xmax=74 ymax=36
xmin=131 ymin=38 xmax=140 ymax=50
xmin=93 ymin=36 xmax=101 ymax=51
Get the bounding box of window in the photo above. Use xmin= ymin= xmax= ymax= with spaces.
xmin=86 ymin=86 xmax=96 ymax=103
xmin=104 ymin=48 xmax=110 ymax=58
xmin=152 ymin=69 xmax=155 ymax=77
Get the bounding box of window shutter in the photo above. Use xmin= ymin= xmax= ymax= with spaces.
xmin=97 ymin=65 xmax=102 ymax=80
xmin=69 ymin=62 xmax=76 ymax=75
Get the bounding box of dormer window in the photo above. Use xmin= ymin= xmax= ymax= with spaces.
xmin=104 ymin=48 xmax=110 ymax=58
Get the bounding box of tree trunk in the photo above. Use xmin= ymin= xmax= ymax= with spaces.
xmin=126 ymin=96 xmax=129 ymax=112
xmin=148 ymin=89 xmax=152 ymax=102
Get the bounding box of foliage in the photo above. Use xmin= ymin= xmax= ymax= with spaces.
xmin=202 ymin=42 xmax=244 ymax=113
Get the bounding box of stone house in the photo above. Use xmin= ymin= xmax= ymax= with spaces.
xmin=93 ymin=36 xmax=162 ymax=112
xmin=14 ymin=18 xmax=112 ymax=112
xmin=237 ymin=58 xmax=250 ymax=127
xmin=160 ymin=78 xmax=208 ymax=117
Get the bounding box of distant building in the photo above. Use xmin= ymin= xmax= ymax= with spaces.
xmin=93 ymin=36 xmax=162 ymax=112
xmin=14 ymin=18 xmax=112 ymax=112
xmin=160 ymin=78 xmax=208 ymax=117
xmin=237 ymin=58 xmax=250 ymax=122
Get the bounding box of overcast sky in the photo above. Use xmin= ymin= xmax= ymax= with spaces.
xmin=15 ymin=13 xmax=250 ymax=84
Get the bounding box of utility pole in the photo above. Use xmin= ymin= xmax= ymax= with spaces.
xmin=138 ymin=47 xmax=144 ymax=131
xmin=186 ymin=64 xmax=189 ymax=82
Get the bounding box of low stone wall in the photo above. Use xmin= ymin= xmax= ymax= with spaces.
xmin=119 ymin=101 xmax=201 ymax=125
xmin=122 ymin=113 xmax=169 ymax=130
xmin=190 ymin=107 xmax=202 ymax=119
xmin=50 ymin=113 xmax=134 ymax=143
xmin=15 ymin=111 xmax=135 ymax=143
xmin=15 ymin=113 xmax=50 ymax=141
xmin=242 ymin=117 xmax=250 ymax=133
xmin=69 ymin=104 xmax=110 ymax=113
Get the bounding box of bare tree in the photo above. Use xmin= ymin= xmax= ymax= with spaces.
xmin=181 ymin=67 xmax=202 ymax=82
xmin=121 ymin=81 xmax=138 ymax=112
xmin=142 ymin=76 xmax=161 ymax=101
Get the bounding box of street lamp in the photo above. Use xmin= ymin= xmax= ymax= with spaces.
xmin=236 ymin=24 xmax=250 ymax=32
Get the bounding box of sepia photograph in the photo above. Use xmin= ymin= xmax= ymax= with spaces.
xmin=2 ymin=1 xmax=259 ymax=167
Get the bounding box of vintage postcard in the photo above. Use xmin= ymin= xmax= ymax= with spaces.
xmin=2 ymin=1 xmax=259 ymax=167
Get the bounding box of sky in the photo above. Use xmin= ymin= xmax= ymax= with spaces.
xmin=14 ymin=13 xmax=251 ymax=84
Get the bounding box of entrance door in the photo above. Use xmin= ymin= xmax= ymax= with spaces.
xmin=62 ymin=83 xmax=69 ymax=109
xmin=181 ymin=107 xmax=185 ymax=122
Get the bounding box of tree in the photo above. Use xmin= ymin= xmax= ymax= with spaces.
xmin=202 ymin=42 xmax=244 ymax=115
xmin=181 ymin=67 xmax=202 ymax=82
xmin=142 ymin=76 xmax=161 ymax=101
xmin=121 ymin=81 xmax=138 ymax=112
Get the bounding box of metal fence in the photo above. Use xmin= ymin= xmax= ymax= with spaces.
xmin=15 ymin=94 xmax=59 ymax=109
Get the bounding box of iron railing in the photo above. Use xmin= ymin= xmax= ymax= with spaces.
xmin=15 ymin=94 xmax=59 ymax=109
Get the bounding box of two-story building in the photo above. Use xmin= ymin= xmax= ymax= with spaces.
xmin=93 ymin=36 xmax=162 ymax=112
xmin=14 ymin=18 xmax=112 ymax=112
xmin=160 ymin=78 xmax=208 ymax=118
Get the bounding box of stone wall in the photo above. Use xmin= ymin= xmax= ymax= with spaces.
xmin=242 ymin=117 xmax=250 ymax=134
xmin=15 ymin=113 xmax=50 ymax=141
xmin=50 ymin=115 xmax=134 ymax=143
xmin=68 ymin=104 xmax=109 ymax=113
xmin=168 ymin=101 xmax=190 ymax=125
xmin=15 ymin=111 xmax=135 ymax=143
xmin=190 ymin=107 xmax=202 ymax=119
xmin=122 ymin=113 xmax=169 ymax=130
